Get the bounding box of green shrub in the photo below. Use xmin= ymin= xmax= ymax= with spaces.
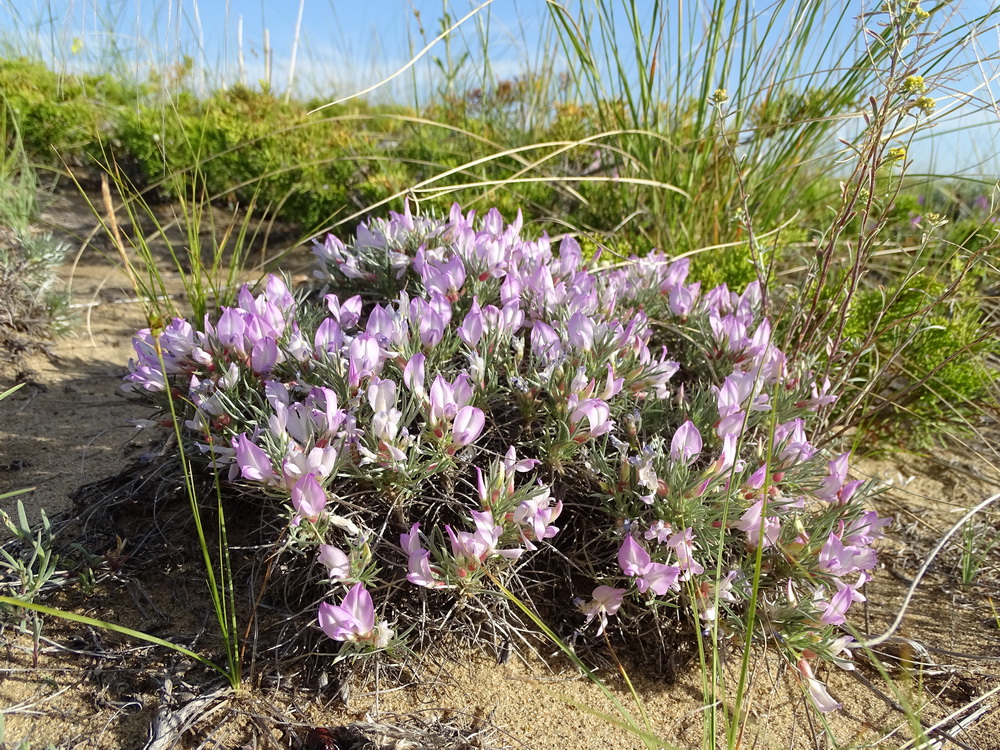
xmin=841 ymin=272 xmax=998 ymax=450
xmin=110 ymin=87 xmax=405 ymax=231
xmin=0 ymin=57 xmax=141 ymax=164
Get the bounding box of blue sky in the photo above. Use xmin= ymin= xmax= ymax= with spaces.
xmin=1 ymin=0 xmax=998 ymax=173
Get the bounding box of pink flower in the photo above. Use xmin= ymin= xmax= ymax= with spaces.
xmin=367 ymin=377 xmax=397 ymax=414
xmin=669 ymin=420 xmax=702 ymax=465
xmin=666 ymin=528 xmax=705 ymax=579
xmin=446 ymin=510 xmax=521 ymax=569
xmin=796 ymin=659 xmax=841 ymax=713
xmin=290 ymin=473 xmax=328 ymax=523
xmin=318 ymin=583 xmax=377 ymax=642
xmin=617 ymin=536 xmax=680 ymax=596
xmin=512 ymin=487 xmax=561 ymax=550
xmin=617 ymin=535 xmax=650 ymax=577
xmin=733 ymin=498 xmax=782 ymax=548
xmin=816 ymin=581 xmax=854 ymax=626
xmin=318 ymin=545 xmax=351 ymax=581
xmin=503 ymin=445 xmax=539 ymax=475
xmin=457 ymin=298 xmax=484 ymax=347
xmin=567 ymin=312 xmax=596 ymax=351
xmin=696 ymin=570 xmax=739 ymax=622
xmin=568 ymin=397 xmax=613 ymax=440
xmin=580 ymin=585 xmax=626 ymax=635
xmin=233 ymin=434 xmax=276 ymax=484
xmin=400 ymin=523 xmax=448 ymax=589
xmin=451 ymin=405 xmax=486 ymax=447
xmin=644 ymin=520 xmax=673 ymax=544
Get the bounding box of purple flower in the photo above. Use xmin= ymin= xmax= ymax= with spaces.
xmin=314 ymin=318 xmax=343 ymax=356
xmin=580 ymin=585 xmax=626 ymax=635
xmin=666 ymin=528 xmax=705 ymax=579
xmin=669 ymin=420 xmax=702 ymax=465
xmin=710 ymin=433 xmax=739 ymax=476
xmin=318 ymin=545 xmax=351 ymax=581
xmin=599 ymin=364 xmax=624 ymax=400
xmin=318 ymin=583 xmax=376 ymax=642
xmin=636 ymin=562 xmax=681 ymax=596
xmin=401 ymin=523 xmax=448 ymax=589
xmin=233 ymin=434 xmax=276 ymax=484
xmin=403 ymin=352 xmax=426 ymax=399
xmin=815 ymin=453 xmax=859 ymax=503
xmin=216 ymin=308 xmax=247 ymax=351
xmin=818 ymin=533 xmax=877 ymax=576
xmin=410 ymin=294 xmax=452 ymax=347
xmin=481 ymin=300 xmax=524 ymax=338
xmin=617 ymin=535 xmax=680 ymax=596
xmin=800 ymin=377 xmax=837 ymax=411
xmin=250 ymin=336 xmax=279 ymax=374
xmin=733 ymin=498 xmax=781 ymax=548
xmin=445 ymin=510 xmax=521 ymax=569
xmin=530 ymin=321 xmax=564 ymax=365
xmin=842 ymin=511 xmax=891 ymax=546
xmin=347 ymin=333 xmax=382 ymax=387
xmin=657 ymin=257 xmax=690 ymax=294
xmin=568 ymin=397 xmax=613 ymax=440
xmin=366 ymin=304 xmax=402 ymax=346
xmin=776 ymin=418 xmax=813 ymax=464
xmin=429 ymin=373 xmax=474 ymax=428
xmin=567 ymin=312 xmax=596 ymax=351
xmin=797 ymin=659 xmax=841 ymax=713
xmin=451 ymin=405 xmax=486 ymax=447
xmin=423 ymin=254 xmax=466 ymax=300
xmin=457 ymin=298 xmax=484 ymax=347
xmin=324 ymin=293 xmax=363 ymax=329
xmin=306 ymin=387 xmax=346 ymax=437
xmin=668 ymin=280 xmax=699 ymax=317
xmin=816 ymin=581 xmax=854 ymax=626
xmin=290 ymin=473 xmax=328 ymax=523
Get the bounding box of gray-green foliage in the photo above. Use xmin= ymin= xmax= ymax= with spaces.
xmin=0 ymin=97 xmax=70 ymax=364
xmin=0 ymin=499 xmax=61 ymax=607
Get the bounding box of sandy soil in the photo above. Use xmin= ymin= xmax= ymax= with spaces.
xmin=1 ymin=192 xmax=999 ymax=749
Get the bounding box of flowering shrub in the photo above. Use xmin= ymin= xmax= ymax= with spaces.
xmin=124 ymin=204 xmax=889 ymax=712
